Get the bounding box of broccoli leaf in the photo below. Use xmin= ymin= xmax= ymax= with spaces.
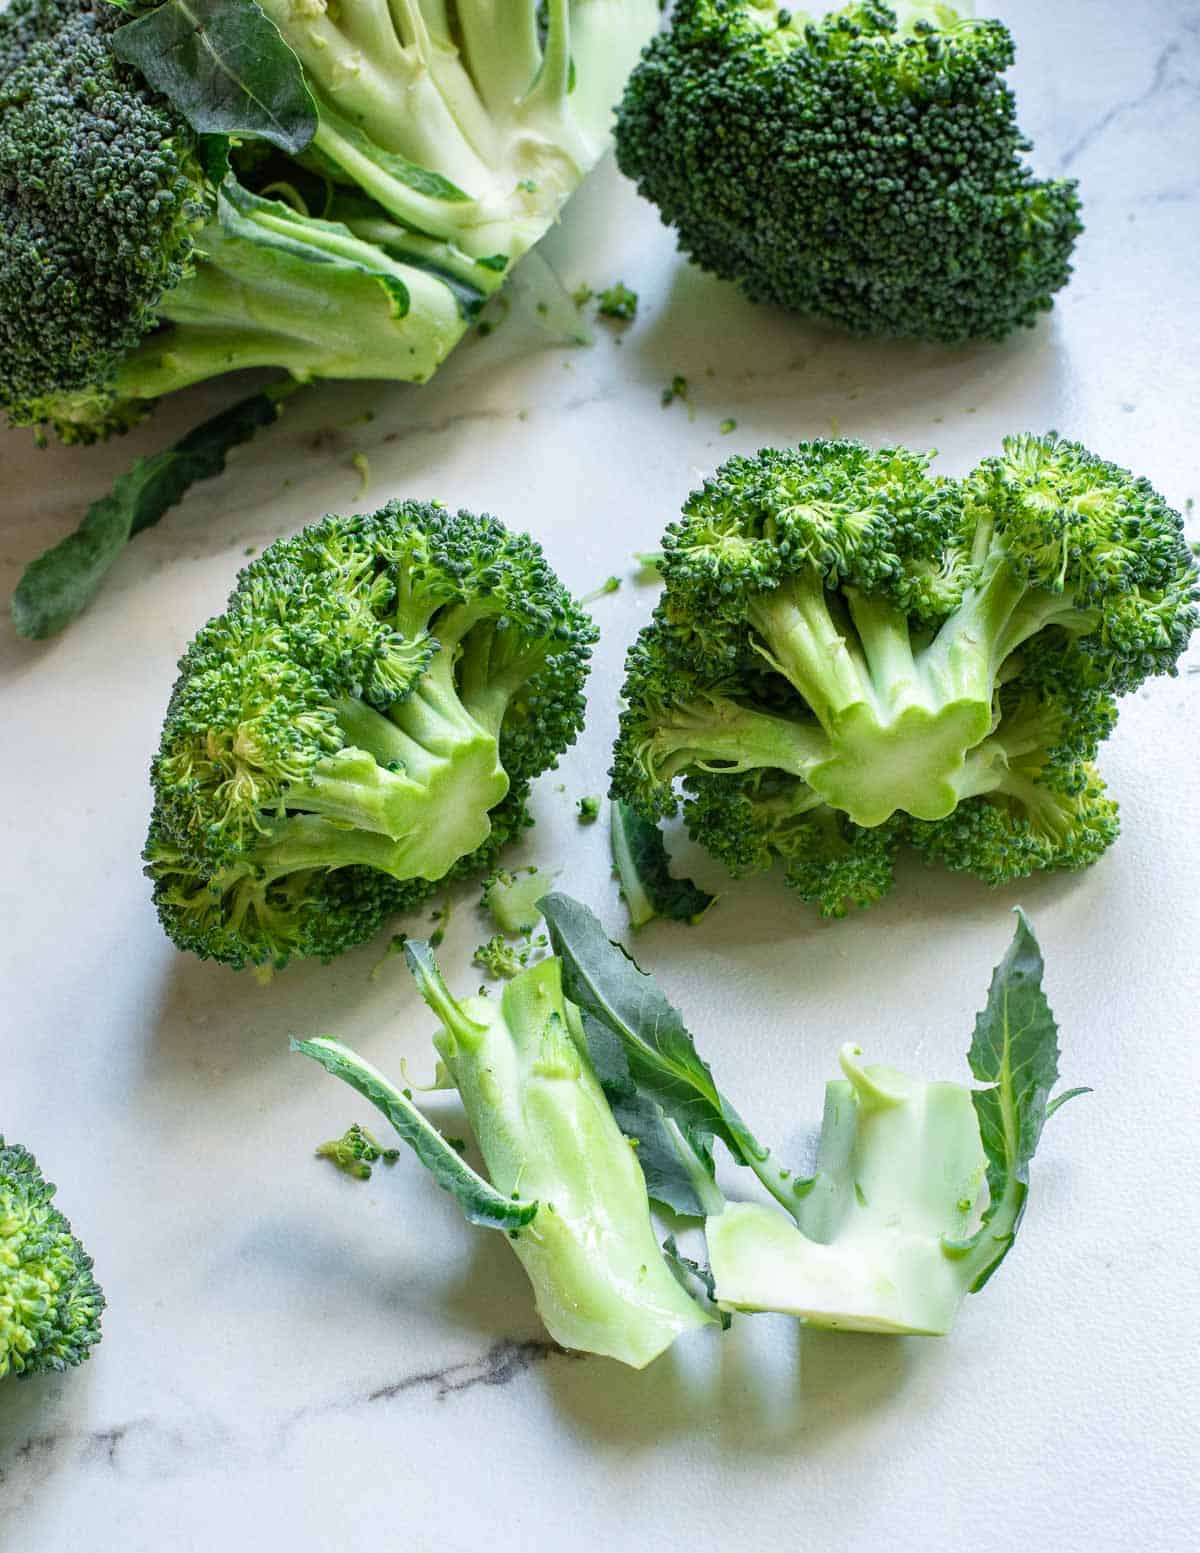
xmin=576 ymin=1012 xmax=714 ymax=1218
xmin=610 ymin=801 xmax=717 ymax=931
xmin=540 ymin=893 xmax=761 ymax=1172
xmin=291 ymin=1036 xmax=537 ymax=1231
xmin=959 ymin=909 xmax=1088 ymax=1288
xmin=112 ymin=0 xmax=318 ymax=154
xmin=12 ymin=387 xmax=292 ymax=640
xmin=662 ymin=1235 xmax=731 ymax=1330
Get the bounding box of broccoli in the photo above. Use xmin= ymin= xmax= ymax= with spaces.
xmin=610 ymin=436 xmax=1197 ymax=915
xmin=293 ymin=939 xmax=711 ymax=1367
xmin=542 ymin=894 xmax=1087 ymax=1336
xmin=472 ymin=933 xmax=530 ymax=980
xmin=144 ymin=501 xmax=596 ymax=972
xmin=596 ymin=281 xmax=639 ymax=321
xmin=577 ymin=795 xmax=602 ymax=823
xmin=611 ymin=799 xmax=717 ymax=930
xmin=1 ymin=1138 xmax=104 ymax=1379
xmin=316 ymin=1123 xmax=399 ymax=1180
xmin=0 ymin=0 xmax=659 ymax=444
xmin=614 ymin=1 xmax=1083 ymax=342
xmin=481 ymin=866 xmax=561 ymax=936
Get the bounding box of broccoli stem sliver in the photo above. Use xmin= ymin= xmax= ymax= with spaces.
xmin=407 ymin=947 xmax=712 ymax=1367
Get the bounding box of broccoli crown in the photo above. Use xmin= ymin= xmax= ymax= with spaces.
xmin=145 ymin=502 xmax=595 ymax=972
xmin=615 ymin=0 xmax=1083 ymax=342
xmin=0 ymin=0 xmax=203 ymax=434
xmin=611 ymin=436 xmax=1196 ymax=910
xmin=1 ymin=1138 xmax=104 ymax=1379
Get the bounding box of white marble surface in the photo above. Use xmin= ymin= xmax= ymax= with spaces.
xmin=2 ymin=4 xmax=1199 ymax=1549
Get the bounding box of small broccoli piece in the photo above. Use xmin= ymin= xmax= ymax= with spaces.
xmin=596 ymin=281 xmax=639 ymax=321
xmin=294 ymin=941 xmax=710 ymax=1366
xmin=1 ymin=1138 xmax=104 ymax=1379
xmin=481 ymin=866 xmax=561 ymax=936
xmin=719 ymin=418 xmax=737 ymax=435
xmin=662 ymin=375 xmax=690 ymax=408
xmin=610 ymin=436 xmax=1197 ymax=909
xmin=316 ymin=1123 xmax=399 ymax=1180
xmin=580 ymin=576 xmax=622 ymax=604
xmin=473 ymin=934 xmax=529 ymax=980
xmin=611 ymin=799 xmax=717 ymax=929
xmin=615 ymin=1 xmax=1083 ymax=342
xmin=543 ymin=894 xmax=1087 ymax=1338
xmin=577 ymin=795 xmax=602 ymax=823
xmin=144 ymin=501 xmax=596 ymax=972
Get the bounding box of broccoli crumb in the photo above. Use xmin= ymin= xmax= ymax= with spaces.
xmin=316 ymin=1123 xmax=399 ymax=1181
xmin=579 ymin=576 xmax=621 ymax=604
xmin=429 ymin=901 xmax=453 ymax=949
xmin=473 ymin=934 xmax=528 ymax=979
xmin=350 ymin=450 xmax=370 ymax=498
xmin=577 ymin=795 xmax=601 ymax=823
xmin=572 ymin=283 xmax=594 ymax=308
xmin=596 ymin=282 xmax=638 ymax=321
xmin=662 ymin=375 xmax=689 ymax=408
xmin=719 ymin=418 xmax=737 ymax=435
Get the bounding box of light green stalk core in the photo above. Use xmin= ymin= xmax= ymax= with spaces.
xmin=706 ymin=1044 xmax=1013 ymax=1335
xmin=647 ymin=550 xmax=1095 ymax=827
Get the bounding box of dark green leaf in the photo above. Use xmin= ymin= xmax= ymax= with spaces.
xmin=292 ymin=1037 xmax=536 ymax=1232
xmin=610 ymin=801 xmax=717 ymax=931
xmin=12 ymin=388 xmax=290 ymax=640
xmin=961 ymin=908 xmax=1081 ymax=1288
xmin=1044 ymin=1086 xmax=1092 ymax=1120
xmin=111 ymin=0 xmax=317 ymax=154
xmin=540 ymin=894 xmax=761 ymax=1173
xmin=662 ymin=1235 xmax=731 ymax=1330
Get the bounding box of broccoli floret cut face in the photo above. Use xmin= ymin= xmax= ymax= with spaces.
xmin=0 ymin=0 xmax=205 ymax=439
xmin=1 ymin=1138 xmax=104 ymax=1379
xmin=615 ymin=0 xmax=1084 ymax=342
xmin=145 ymin=502 xmax=596 ymax=972
xmin=610 ymin=436 xmax=1197 ymax=911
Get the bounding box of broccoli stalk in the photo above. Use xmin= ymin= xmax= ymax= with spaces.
xmin=612 ymin=436 xmax=1196 ymax=908
xmin=295 ymin=942 xmax=711 ymax=1368
xmin=542 ymin=894 xmax=1086 ymax=1338
xmin=145 ymin=502 xmax=596 ymax=971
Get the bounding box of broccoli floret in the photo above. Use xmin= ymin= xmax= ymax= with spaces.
xmin=615 ymin=1 xmax=1083 ymax=342
xmin=144 ymin=501 xmax=596 ymax=972
xmin=577 ymin=795 xmax=602 ymax=822
xmin=611 ymin=436 xmax=1197 ymax=909
xmin=316 ymin=1123 xmax=399 ymax=1180
xmin=294 ymin=941 xmax=710 ymax=1366
xmin=1 ymin=0 xmax=660 ymax=442
xmin=543 ymin=893 xmax=1086 ymax=1338
xmin=1 ymin=1138 xmax=104 ymax=1379
xmin=596 ymin=281 xmax=639 ymax=321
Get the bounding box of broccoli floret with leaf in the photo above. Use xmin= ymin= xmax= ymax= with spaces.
xmin=1 ymin=0 xmax=660 ymax=445
xmin=1 ymin=1138 xmax=104 ymax=1379
xmin=294 ymin=940 xmax=710 ymax=1366
xmin=144 ymin=501 xmax=596 ymax=972
xmin=610 ymin=436 xmax=1197 ymax=913
xmin=615 ymin=1 xmax=1083 ymax=342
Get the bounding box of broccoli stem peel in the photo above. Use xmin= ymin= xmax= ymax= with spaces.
xmin=145 ymin=501 xmax=596 ymax=971
xmin=611 ymin=436 xmax=1197 ymax=913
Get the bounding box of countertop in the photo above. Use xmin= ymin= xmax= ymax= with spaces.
xmin=2 ymin=4 xmax=1198 ymax=1549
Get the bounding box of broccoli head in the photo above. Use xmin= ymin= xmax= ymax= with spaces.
xmin=610 ymin=436 xmax=1196 ymax=913
xmin=1 ymin=1138 xmax=104 ymax=1379
xmin=614 ymin=1 xmax=1083 ymax=342
xmin=145 ymin=501 xmax=596 ymax=972
xmin=1 ymin=0 xmax=659 ymax=442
